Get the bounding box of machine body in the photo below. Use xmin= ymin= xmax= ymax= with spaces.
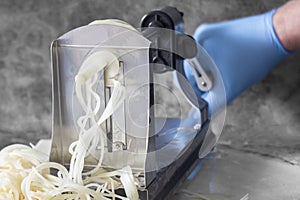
xmin=50 ymin=7 xmax=216 ymax=200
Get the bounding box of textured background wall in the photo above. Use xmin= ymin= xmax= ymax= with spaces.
xmin=0 ymin=0 xmax=299 ymax=165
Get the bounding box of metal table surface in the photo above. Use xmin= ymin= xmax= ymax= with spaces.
xmin=172 ymin=145 xmax=300 ymax=200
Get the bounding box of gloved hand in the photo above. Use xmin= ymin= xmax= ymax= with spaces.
xmin=185 ymin=9 xmax=291 ymax=116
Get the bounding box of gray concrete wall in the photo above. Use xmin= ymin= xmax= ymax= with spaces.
xmin=0 ymin=0 xmax=299 ymax=165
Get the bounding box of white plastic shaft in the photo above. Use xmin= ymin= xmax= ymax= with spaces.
xmin=75 ymin=51 xmax=119 ymax=87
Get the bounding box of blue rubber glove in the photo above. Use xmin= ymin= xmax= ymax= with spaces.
xmin=185 ymin=9 xmax=291 ymax=116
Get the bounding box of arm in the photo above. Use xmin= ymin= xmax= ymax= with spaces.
xmin=185 ymin=1 xmax=299 ymax=116
xmin=273 ymin=0 xmax=300 ymax=51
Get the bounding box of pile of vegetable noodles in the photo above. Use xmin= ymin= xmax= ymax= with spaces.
xmin=0 ymin=42 xmax=139 ymax=199
xmin=0 ymin=144 xmax=138 ymax=200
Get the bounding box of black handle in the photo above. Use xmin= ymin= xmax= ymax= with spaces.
xmin=140 ymin=7 xmax=197 ymax=73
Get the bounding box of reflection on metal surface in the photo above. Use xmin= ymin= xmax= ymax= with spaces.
xmin=174 ymin=146 xmax=300 ymax=200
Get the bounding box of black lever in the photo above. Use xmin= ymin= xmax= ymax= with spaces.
xmin=140 ymin=6 xmax=197 ymax=73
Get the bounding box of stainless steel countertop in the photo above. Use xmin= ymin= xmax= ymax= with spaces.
xmin=173 ymin=145 xmax=300 ymax=200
